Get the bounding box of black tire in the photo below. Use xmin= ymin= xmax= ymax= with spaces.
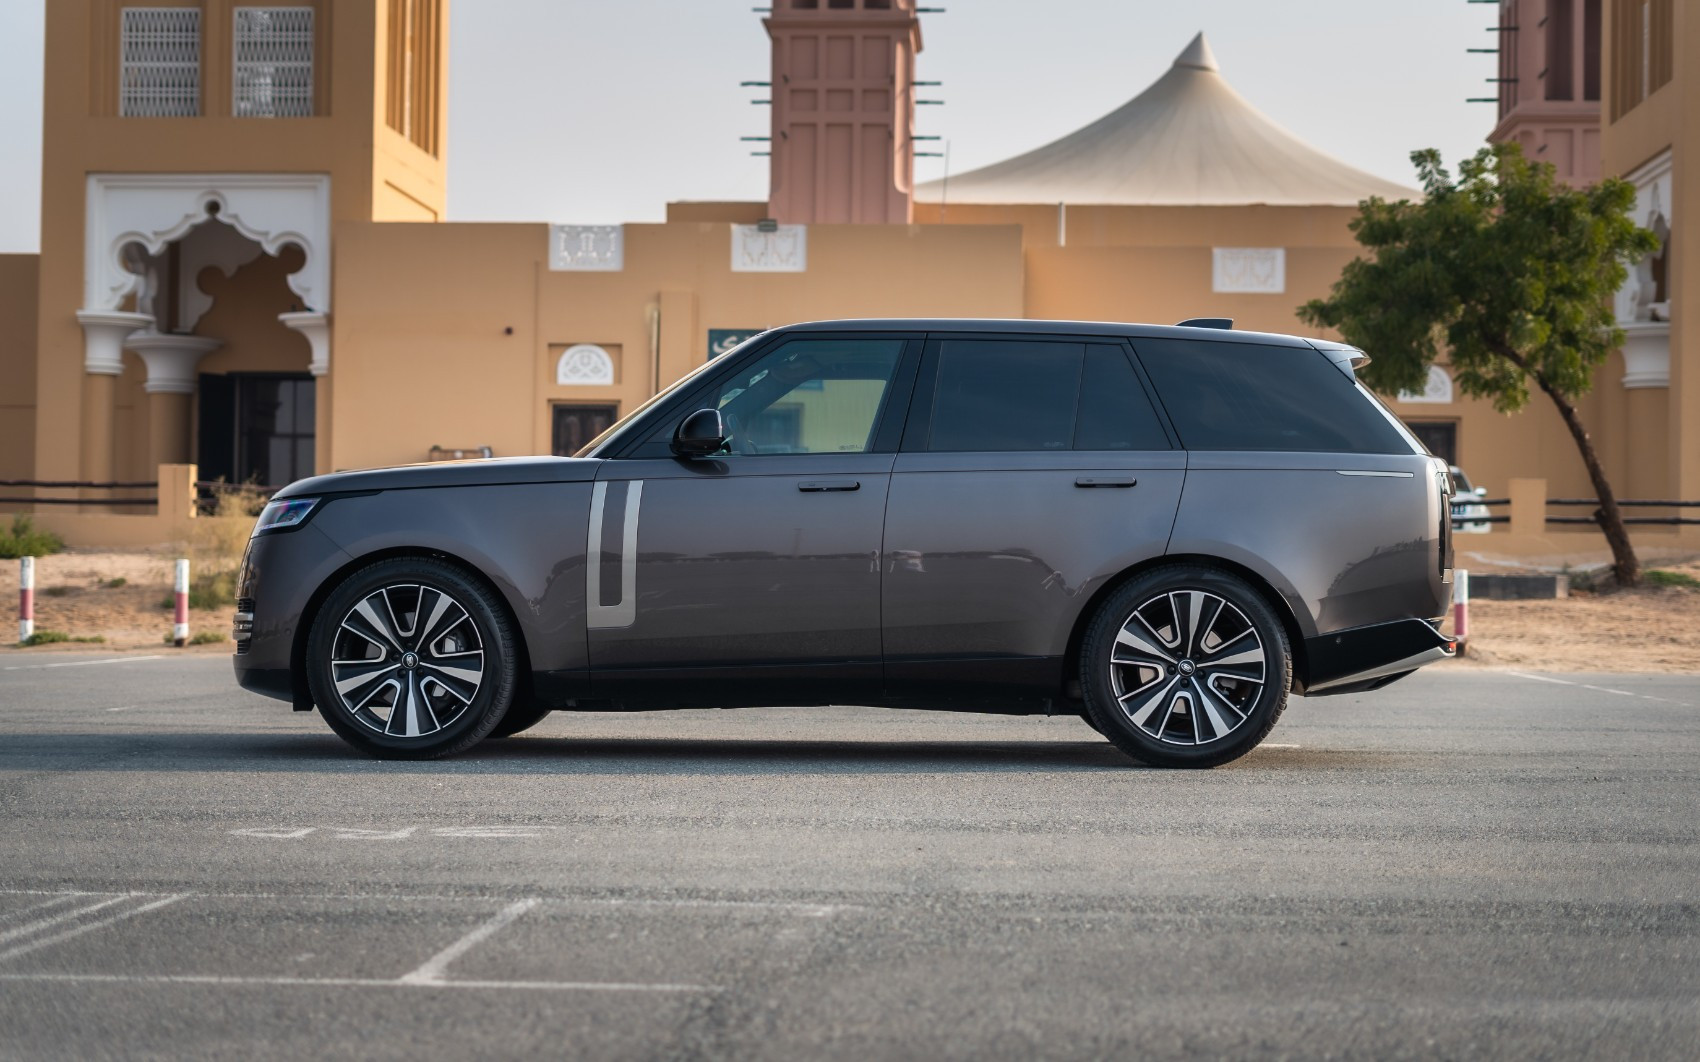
xmin=1080 ymin=564 xmax=1291 ymax=768
xmin=487 ymin=700 xmax=553 ymax=739
xmin=306 ymin=557 xmax=520 ymax=760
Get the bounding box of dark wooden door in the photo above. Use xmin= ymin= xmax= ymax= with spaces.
xmin=552 ymin=404 xmax=618 ymax=457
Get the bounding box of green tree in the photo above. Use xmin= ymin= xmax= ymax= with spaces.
xmin=1300 ymin=144 xmax=1659 ymax=587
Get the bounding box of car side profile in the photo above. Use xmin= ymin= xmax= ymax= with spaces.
xmin=233 ymin=319 xmax=1456 ymax=767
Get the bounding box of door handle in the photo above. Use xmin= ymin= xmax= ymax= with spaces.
xmin=1075 ymin=476 xmax=1137 ymax=488
xmin=797 ymin=479 xmax=861 ymax=492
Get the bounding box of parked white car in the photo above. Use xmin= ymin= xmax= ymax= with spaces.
xmin=1450 ymin=465 xmax=1492 ymax=533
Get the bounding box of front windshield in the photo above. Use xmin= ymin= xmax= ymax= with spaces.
xmin=573 ymin=331 xmax=769 ymax=456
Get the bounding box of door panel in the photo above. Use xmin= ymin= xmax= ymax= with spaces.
xmin=587 ymin=455 xmax=892 ymax=704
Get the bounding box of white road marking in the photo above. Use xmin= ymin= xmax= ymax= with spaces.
xmin=0 ymin=655 xmax=166 ymax=671
xmin=1505 ymin=671 xmax=1576 ymax=686
xmin=0 ymin=887 xmax=856 ymax=916
xmin=330 ymin=827 xmax=418 ymax=841
xmin=399 ymin=900 xmax=540 ymax=985
xmin=1260 ymin=743 xmax=1301 ymax=749
xmin=0 ymin=896 xmax=130 ymax=945
xmin=1581 ymin=684 xmax=1639 ymax=698
xmin=0 ymin=895 xmax=187 ymax=963
xmin=0 ymin=972 xmax=713 ymax=992
xmin=105 ymin=705 xmax=135 ymax=712
xmin=0 ymin=894 xmax=89 ymax=923
xmin=230 ymin=827 xmax=317 ymax=839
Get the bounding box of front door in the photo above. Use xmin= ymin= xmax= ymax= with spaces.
xmin=881 ymin=335 xmax=1186 ymax=704
xmin=588 ymin=334 xmax=919 ymax=706
xmin=553 ymin=403 xmax=619 ymax=457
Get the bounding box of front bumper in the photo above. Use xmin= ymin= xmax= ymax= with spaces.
xmin=1300 ymin=618 xmax=1455 ymax=696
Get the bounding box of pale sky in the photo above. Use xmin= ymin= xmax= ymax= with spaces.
xmin=0 ymin=0 xmax=1499 ymax=252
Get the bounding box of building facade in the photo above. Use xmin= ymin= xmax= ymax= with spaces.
xmin=0 ymin=0 xmax=1693 ymax=545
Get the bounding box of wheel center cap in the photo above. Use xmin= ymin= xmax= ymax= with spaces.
xmin=401 ymin=652 xmax=419 ymax=670
xmin=1177 ymin=659 xmax=1197 ymax=676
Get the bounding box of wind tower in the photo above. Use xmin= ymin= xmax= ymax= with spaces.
xmin=763 ymin=0 xmax=923 ymax=224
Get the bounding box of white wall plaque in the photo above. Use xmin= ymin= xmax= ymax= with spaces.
xmin=1211 ymin=247 xmax=1285 ymax=294
xmin=731 ymin=224 xmax=807 ymax=272
xmin=550 ymin=225 xmax=624 ymax=271
xmin=1398 ymin=365 xmax=1453 ymax=404
xmin=555 ymin=344 xmax=616 ymax=386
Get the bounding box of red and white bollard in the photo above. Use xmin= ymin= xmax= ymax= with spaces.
xmin=1452 ymin=567 xmax=1470 ymax=649
xmin=18 ymin=556 xmax=34 ymax=643
xmin=172 ymin=558 xmax=190 ymax=648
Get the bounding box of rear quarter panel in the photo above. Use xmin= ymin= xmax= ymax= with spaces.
xmin=1167 ymin=451 xmax=1448 ymax=640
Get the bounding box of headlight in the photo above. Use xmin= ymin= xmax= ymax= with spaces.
xmin=251 ymin=497 xmax=320 ymax=537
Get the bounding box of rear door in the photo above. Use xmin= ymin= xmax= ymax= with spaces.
xmin=880 ymin=333 xmax=1186 ymax=704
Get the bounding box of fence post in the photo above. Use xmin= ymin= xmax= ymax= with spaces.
xmin=1507 ymin=478 xmax=1548 ymax=536
xmin=18 ymin=556 xmax=34 ymax=643
xmin=1452 ymin=568 xmax=1469 ymax=650
xmin=173 ymin=558 xmax=189 ymax=648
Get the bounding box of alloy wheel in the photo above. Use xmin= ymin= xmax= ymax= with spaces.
xmin=1107 ymin=589 xmax=1267 ymax=746
xmin=328 ymin=583 xmax=485 ymax=739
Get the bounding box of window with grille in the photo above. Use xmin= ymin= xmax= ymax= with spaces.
xmin=119 ymin=7 xmax=201 ymax=117
xmin=234 ymin=7 xmax=315 ymax=118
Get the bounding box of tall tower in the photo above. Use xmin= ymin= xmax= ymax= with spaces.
xmin=764 ymin=0 xmax=923 ymax=224
xmin=1486 ymin=0 xmax=1602 ymax=185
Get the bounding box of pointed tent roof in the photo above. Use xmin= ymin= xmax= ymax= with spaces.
xmin=916 ymin=33 xmax=1414 ymax=207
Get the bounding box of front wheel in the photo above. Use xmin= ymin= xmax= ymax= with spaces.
xmin=305 ymin=557 xmax=520 ymax=760
xmin=1080 ymin=565 xmax=1291 ymax=768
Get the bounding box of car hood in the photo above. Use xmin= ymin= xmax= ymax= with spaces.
xmin=274 ymin=456 xmax=603 ymax=498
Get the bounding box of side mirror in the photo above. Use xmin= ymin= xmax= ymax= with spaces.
xmin=671 ymin=408 xmax=728 ymax=458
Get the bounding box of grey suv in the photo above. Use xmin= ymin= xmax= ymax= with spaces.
xmin=234 ymin=320 xmax=1456 ymax=766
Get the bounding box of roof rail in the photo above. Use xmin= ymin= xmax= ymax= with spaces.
xmin=1176 ymin=317 xmax=1233 ymax=329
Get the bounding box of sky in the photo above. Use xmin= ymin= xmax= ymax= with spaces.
xmin=0 ymin=0 xmax=1501 ymax=252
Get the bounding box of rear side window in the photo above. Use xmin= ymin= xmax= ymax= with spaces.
xmin=1132 ymin=339 xmax=1414 ymax=454
xmin=927 ymin=339 xmax=1169 ymax=452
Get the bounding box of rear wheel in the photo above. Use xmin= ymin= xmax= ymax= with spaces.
xmin=306 ymin=557 xmax=519 ymax=760
xmin=1080 ymin=565 xmax=1291 ymax=768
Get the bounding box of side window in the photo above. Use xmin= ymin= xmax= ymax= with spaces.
xmin=712 ymin=339 xmax=904 ymax=455
xmin=1075 ymin=344 xmax=1170 ymax=450
xmin=928 ymin=340 xmax=1083 ymax=452
xmin=1133 ymin=338 xmax=1415 ymax=454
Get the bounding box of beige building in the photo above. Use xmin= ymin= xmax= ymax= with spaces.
xmin=0 ymin=0 xmax=1693 ymax=547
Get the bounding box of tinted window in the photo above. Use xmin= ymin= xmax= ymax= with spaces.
xmin=929 ymin=340 xmax=1081 ymax=451
xmin=1133 ymin=339 xmax=1414 ymax=454
xmin=1075 ymin=344 xmax=1170 ymax=450
xmin=712 ymin=338 xmax=903 ymax=455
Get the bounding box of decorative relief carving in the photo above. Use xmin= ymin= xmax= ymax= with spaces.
xmin=549 ymin=225 xmax=624 ymax=271
xmin=1211 ymin=247 xmax=1285 ymax=294
xmin=555 ymin=344 xmax=616 ymax=386
xmin=731 ymin=224 xmax=807 ymax=272
xmin=1398 ymin=365 xmax=1453 ymax=404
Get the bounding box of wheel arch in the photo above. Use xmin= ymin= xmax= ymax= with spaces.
xmin=288 ymin=546 xmax=535 ymax=710
xmin=1061 ymin=553 xmax=1310 ymax=699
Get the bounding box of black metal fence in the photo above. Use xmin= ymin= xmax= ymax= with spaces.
xmin=1455 ymin=496 xmax=1700 ymax=529
xmin=0 ymin=479 xmax=158 ymax=506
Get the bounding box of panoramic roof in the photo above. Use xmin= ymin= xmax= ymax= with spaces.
xmin=916 ymin=33 xmax=1416 ymax=208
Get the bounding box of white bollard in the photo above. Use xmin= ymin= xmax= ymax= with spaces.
xmin=173 ymin=558 xmax=190 ymax=647
xmin=18 ymin=556 xmax=34 ymax=643
xmin=1452 ymin=568 xmax=1470 ymax=648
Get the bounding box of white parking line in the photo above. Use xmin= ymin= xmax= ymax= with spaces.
xmin=0 ymin=897 xmax=130 ymax=945
xmin=1 ymin=655 xmax=166 ymax=671
xmin=0 ymin=895 xmax=186 ymax=964
xmin=1581 ymin=684 xmax=1639 ymax=698
xmin=1506 ymin=670 xmax=1693 ymax=708
xmin=400 ymin=899 xmax=539 ymax=985
xmin=0 ymin=972 xmax=714 ymax=993
xmin=1505 ymin=671 xmax=1575 ymax=686
xmin=0 ymin=894 xmax=89 ymax=923
xmin=0 ymin=886 xmax=858 ymax=917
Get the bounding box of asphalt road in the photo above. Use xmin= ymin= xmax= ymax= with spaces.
xmin=0 ymin=652 xmax=1696 ymax=1061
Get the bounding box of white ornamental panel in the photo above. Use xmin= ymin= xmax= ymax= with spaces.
xmin=1398 ymin=365 xmax=1453 ymax=404
xmin=555 ymin=344 xmax=616 ymax=386
xmin=1211 ymin=248 xmax=1285 ymax=294
xmin=732 ymin=224 xmax=807 ymax=272
xmin=550 ymin=225 xmax=624 ymax=271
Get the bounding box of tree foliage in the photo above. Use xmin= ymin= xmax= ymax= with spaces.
xmin=1300 ymin=143 xmax=1660 ymax=585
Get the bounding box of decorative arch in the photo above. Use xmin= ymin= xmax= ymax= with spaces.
xmin=1398 ymin=365 xmax=1453 ymax=405
xmin=556 ymin=344 xmax=616 ymax=386
xmin=84 ymin=173 xmax=332 ymax=314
